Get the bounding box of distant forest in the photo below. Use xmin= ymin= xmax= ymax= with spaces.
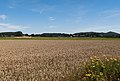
xmin=0 ymin=31 xmax=120 ymax=38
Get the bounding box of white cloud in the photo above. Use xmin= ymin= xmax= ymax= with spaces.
xmin=49 ymin=17 xmax=55 ymax=21
xmin=31 ymin=4 xmax=55 ymax=14
xmin=8 ymin=6 xmax=15 ymax=9
xmin=0 ymin=15 xmax=7 ymax=20
xmin=0 ymin=23 xmax=30 ymax=30
xmin=48 ymin=25 xmax=57 ymax=28
xmin=31 ymin=9 xmax=45 ymax=14
xmin=102 ymin=9 xmax=120 ymax=18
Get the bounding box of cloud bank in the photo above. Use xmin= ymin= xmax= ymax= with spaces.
xmin=0 ymin=23 xmax=30 ymax=30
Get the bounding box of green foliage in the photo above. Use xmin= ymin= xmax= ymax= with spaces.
xmin=0 ymin=37 xmax=119 ymax=40
xmin=80 ymin=56 xmax=120 ymax=81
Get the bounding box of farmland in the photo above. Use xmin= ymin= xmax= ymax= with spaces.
xmin=0 ymin=40 xmax=120 ymax=81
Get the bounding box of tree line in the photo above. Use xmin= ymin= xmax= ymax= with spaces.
xmin=0 ymin=31 xmax=120 ymax=38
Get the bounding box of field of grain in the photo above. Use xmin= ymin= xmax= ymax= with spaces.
xmin=0 ymin=40 xmax=119 ymax=81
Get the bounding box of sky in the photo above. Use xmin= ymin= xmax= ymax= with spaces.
xmin=0 ymin=0 xmax=120 ymax=34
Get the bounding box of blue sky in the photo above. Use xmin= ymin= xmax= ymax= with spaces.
xmin=0 ymin=0 xmax=120 ymax=34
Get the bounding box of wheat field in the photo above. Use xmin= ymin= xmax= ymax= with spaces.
xmin=0 ymin=40 xmax=119 ymax=81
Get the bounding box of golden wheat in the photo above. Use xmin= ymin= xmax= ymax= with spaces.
xmin=0 ymin=40 xmax=119 ymax=81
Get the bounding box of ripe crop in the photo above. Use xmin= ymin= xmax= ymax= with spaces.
xmin=0 ymin=40 xmax=119 ymax=81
